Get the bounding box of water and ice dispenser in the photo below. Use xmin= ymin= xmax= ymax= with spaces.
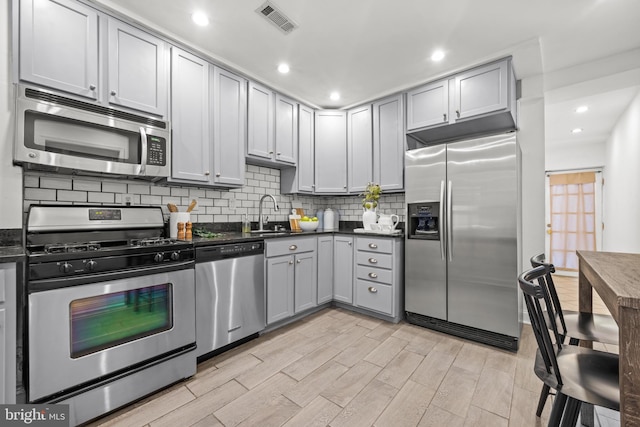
xmin=407 ymin=202 xmax=440 ymax=240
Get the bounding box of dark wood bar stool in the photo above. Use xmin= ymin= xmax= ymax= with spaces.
xmin=519 ymin=265 xmax=619 ymax=426
xmin=529 ymin=253 xmax=618 ymax=417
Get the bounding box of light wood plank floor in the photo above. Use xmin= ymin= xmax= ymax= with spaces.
xmin=552 ymin=274 xmax=611 ymax=315
xmin=87 ymin=306 xmax=616 ymax=427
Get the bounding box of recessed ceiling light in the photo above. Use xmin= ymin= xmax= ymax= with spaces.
xmin=330 ymin=92 xmax=340 ymax=101
xmin=277 ymin=63 xmax=290 ymax=74
xmin=571 ymin=128 xmax=583 ymax=134
xmin=431 ymin=50 xmax=445 ymax=62
xmin=191 ymin=12 xmax=210 ymax=26
xmin=575 ymin=105 xmax=589 ymax=113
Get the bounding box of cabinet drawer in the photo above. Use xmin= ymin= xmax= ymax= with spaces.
xmin=356 ymin=265 xmax=393 ymax=285
xmin=266 ymin=237 xmax=316 ymax=258
xmin=355 ymin=279 xmax=393 ymax=316
xmin=356 ymin=251 xmax=392 ymax=269
xmin=356 ymin=237 xmax=392 ymax=254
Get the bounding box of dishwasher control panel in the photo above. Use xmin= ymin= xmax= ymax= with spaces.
xmin=196 ymin=241 xmax=264 ymax=262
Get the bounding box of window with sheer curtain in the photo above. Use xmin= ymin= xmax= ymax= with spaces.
xmin=549 ymin=172 xmax=596 ymax=271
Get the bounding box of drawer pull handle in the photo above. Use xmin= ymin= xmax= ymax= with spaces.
xmin=368 ymin=286 xmax=377 ymax=293
xmin=289 ymin=245 xmax=297 ymax=250
xmin=369 ymin=272 xmax=378 ymax=279
xmin=368 ymin=258 xmax=377 ymax=264
xmin=369 ymin=243 xmax=378 ymax=249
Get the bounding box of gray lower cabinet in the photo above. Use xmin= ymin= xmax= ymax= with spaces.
xmin=333 ymin=235 xmax=354 ymax=304
xmin=0 ymin=263 xmax=17 ymax=404
xmin=354 ymin=237 xmax=403 ymax=321
xmin=265 ymin=237 xmax=317 ymax=324
xmin=373 ymin=94 xmax=405 ymax=191
xmin=316 ymin=235 xmax=334 ymax=304
xmin=169 ymin=47 xmax=245 ymax=187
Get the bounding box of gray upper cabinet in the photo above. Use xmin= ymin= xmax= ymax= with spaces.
xmin=274 ymin=94 xmax=297 ymax=165
xmin=19 ymin=0 xmax=169 ymax=117
xmin=406 ymin=78 xmax=448 ymax=131
xmin=453 ymin=60 xmax=509 ymax=121
xmin=315 ymin=110 xmax=348 ymax=194
xmin=347 ymin=105 xmax=373 ymax=193
xmin=19 ymin=0 xmax=99 ymax=100
xmin=107 ymin=19 xmax=168 ymax=117
xmin=247 ymin=81 xmax=274 ymax=161
xmin=169 ymin=47 xmax=245 ymax=187
xmin=212 ymin=67 xmax=246 ymax=186
xmin=281 ymin=103 xmax=314 ymax=194
xmin=373 ymin=94 xmax=404 ymax=191
xmin=170 ymin=47 xmax=210 ymax=183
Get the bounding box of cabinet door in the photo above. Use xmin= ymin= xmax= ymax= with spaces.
xmin=333 ymin=236 xmax=354 ymax=304
xmin=315 ymin=111 xmax=347 ymax=194
xmin=297 ymin=104 xmax=315 ymax=193
xmin=170 ymin=48 xmax=211 ymax=183
xmin=274 ymin=94 xmax=297 ymax=165
xmin=266 ymin=256 xmax=294 ymax=324
xmin=317 ymin=236 xmax=333 ymax=304
xmin=294 ymin=252 xmax=317 ymax=313
xmin=213 ymin=68 xmax=246 ymax=186
xmin=247 ymin=81 xmax=274 ymax=160
xmin=406 ymin=79 xmax=449 ymax=130
xmin=347 ymin=105 xmax=373 ymax=193
xmin=373 ymin=94 xmax=404 ymax=191
xmin=20 ymin=0 xmax=99 ymax=99
xmin=454 ymin=60 xmax=508 ymax=121
xmin=108 ymin=19 xmax=168 ymax=116
xmin=0 ymin=308 xmax=5 ymax=404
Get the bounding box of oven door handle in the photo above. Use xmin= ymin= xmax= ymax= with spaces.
xmin=140 ymin=127 xmax=148 ymax=175
xmin=28 ymin=261 xmax=195 ymax=293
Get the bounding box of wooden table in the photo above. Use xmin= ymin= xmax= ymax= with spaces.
xmin=577 ymin=250 xmax=640 ymax=426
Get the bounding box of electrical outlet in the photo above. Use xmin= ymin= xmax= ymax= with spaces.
xmin=121 ymin=193 xmax=134 ymax=206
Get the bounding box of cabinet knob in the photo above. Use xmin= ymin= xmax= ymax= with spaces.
xmin=369 ymin=272 xmax=378 ymax=279
xmin=443 ymin=113 xmax=447 ymax=122
xmin=89 ymin=84 xmax=96 ymax=90
xmin=368 ymin=286 xmax=378 ymax=293
xmin=289 ymin=260 xmax=294 ymax=265
xmin=111 ymin=90 xmax=117 ymax=96
xmin=456 ymin=110 xmax=460 ymax=118
xmin=344 ymin=186 xmax=347 ymax=189
xmin=289 ymin=245 xmax=297 ymax=250
xmin=269 ymin=150 xmax=274 ymax=154
xmin=368 ymin=258 xmax=377 ymax=264
xmin=215 ymin=172 xmax=221 ymax=177
xmin=296 ymin=259 xmax=301 ymax=264
xmin=369 ymin=243 xmax=377 ymax=249
xmin=348 ymin=242 xmax=352 ymax=246
xmin=277 ymin=152 xmax=281 ymax=155
xmin=204 ymin=171 xmax=211 ymax=176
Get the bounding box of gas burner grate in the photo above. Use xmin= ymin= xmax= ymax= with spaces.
xmin=44 ymin=243 xmax=101 ymax=253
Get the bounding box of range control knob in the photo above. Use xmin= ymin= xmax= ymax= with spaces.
xmin=170 ymin=251 xmax=180 ymax=261
xmin=86 ymin=260 xmax=98 ymax=271
xmin=59 ymin=262 xmax=73 ymax=273
xmin=154 ymin=253 xmax=164 ymax=263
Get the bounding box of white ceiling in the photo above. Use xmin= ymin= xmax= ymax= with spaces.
xmin=94 ymin=0 xmax=640 ymax=148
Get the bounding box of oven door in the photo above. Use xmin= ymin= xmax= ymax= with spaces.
xmin=28 ymin=268 xmax=195 ymax=401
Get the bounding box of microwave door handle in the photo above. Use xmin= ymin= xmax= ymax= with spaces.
xmin=139 ymin=127 xmax=148 ymax=175
xmin=439 ymin=180 xmax=445 ymax=260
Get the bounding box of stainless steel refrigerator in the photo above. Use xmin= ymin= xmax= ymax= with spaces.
xmin=404 ymin=132 xmax=522 ymax=350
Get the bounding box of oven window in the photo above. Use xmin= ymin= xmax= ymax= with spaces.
xmin=70 ymin=284 xmax=173 ymax=358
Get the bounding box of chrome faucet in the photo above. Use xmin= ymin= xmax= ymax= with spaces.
xmin=257 ymin=194 xmax=279 ymax=232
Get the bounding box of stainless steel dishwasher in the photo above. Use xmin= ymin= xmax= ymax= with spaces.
xmin=195 ymin=241 xmax=265 ymax=358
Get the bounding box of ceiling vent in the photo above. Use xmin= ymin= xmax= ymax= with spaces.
xmin=256 ymin=1 xmax=298 ymax=34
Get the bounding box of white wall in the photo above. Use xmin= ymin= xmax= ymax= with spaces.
xmin=0 ymin=2 xmax=23 ymax=229
xmin=545 ymin=141 xmax=606 ymax=171
xmin=603 ymin=91 xmax=640 ymax=252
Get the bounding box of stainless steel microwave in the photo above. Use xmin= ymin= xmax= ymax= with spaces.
xmin=14 ymin=85 xmax=171 ymax=179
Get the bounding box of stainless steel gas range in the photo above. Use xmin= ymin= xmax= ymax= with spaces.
xmin=24 ymin=205 xmax=196 ymax=425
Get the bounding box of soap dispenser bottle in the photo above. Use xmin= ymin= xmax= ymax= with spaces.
xmin=242 ymin=214 xmax=251 ymax=233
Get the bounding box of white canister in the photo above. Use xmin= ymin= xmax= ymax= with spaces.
xmin=315 ymin=209 xmax=324 ymax=231
xmin=169 ymin=212 xmax=191 ymax=239
xmin=323 ymin=208 xmax=335 ymax=231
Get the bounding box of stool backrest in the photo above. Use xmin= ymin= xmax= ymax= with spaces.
xmin=530 ymin=253 xmax=568 ymax=335
xmin=519 ymin=265 xmax=565 ymax=386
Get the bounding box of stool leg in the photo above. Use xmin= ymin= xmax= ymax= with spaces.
xmin=536 ymin=384 xmax=550 ymax=416
xmin=549 ymin=392 xmax=568 ymax=427
xmin=560 ymin=398 xmax=581 ymax=427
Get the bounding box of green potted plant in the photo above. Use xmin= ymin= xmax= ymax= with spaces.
xmin=361 ymin=182 xmax=381 ymax=230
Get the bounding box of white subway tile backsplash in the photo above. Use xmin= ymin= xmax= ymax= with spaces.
xmin=88 ymin=192 xmax=115 ymax=203
xmin=141 ymin=195 xmax=163 ymax=205
xmin=73 ymin=179 xmax=101 ymax=191
xmin=24 ymin=175 xmax=39 ymax=188
xmin=40 ymin=177 xmax=72 ymax=190
xmin=128 ymin=184 xmax=151 ymax=195
xmin=58 ymin=190 xmax=87 ymax=202
xmin=24 ymin=188 xmax=56 ymax=201
xmin=170 ymin=187 xmax=188 ymax=197
xmin=150 ymin=186 xmax=171 ymax=196
xmin=103 ymin=182 xmax=128 ymax=193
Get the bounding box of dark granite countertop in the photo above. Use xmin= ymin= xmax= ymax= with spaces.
xmin=0 ymin=246 xmax=26 ymax=263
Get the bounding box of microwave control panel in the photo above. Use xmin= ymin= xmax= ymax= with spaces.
xmin=147 ymin=136 xmax=166 ymax=166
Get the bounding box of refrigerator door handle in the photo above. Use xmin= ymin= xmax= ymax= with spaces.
xmin=439 ymin=180 xmax=445 ymax=260
xmin=447 ymin=180 xmax=453 ymax=262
